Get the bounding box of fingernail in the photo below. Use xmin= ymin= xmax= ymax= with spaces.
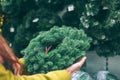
xmin=83 ymin=56 xmax=87 ymax=60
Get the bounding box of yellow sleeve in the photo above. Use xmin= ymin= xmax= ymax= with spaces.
xmin=0 ymin=63 xmax=71 ymax=80
xmin=19 ymin=58 xmax=25 ymax=65
xmin=19 ymin=58 xmax=28 ymax=75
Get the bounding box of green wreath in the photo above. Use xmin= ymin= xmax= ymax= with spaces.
xmin=22 ymin=25 xmax=92 ymax=74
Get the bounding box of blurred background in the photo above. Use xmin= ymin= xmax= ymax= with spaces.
xmin=0 ymin=0 xmax=120 ymax=79
xmin=86 ymin=51 xmax=120 ymax=79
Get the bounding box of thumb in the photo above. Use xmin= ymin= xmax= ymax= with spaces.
xmin=67 ymin=56 xmax=87 ymax=75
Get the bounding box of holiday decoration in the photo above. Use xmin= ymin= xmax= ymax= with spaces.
xmin=12 ymin=8 xmax=62 ymax=56
xmin=22 ymin=25 xmax=92 ymax=74
xmin=1 ymin=0 xmax=120 ymax=78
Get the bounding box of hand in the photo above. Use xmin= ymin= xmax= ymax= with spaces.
xmin=13 ymin=62 xmax=22 ymax=76
xmin=67 ymin=56 xmax=86 ymax=75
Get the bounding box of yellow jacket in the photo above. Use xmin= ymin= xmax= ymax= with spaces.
xmin=0 ymin=59 xmax=71 ymax=80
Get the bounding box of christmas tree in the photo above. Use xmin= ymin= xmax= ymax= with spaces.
xmin=80 ymin=0 xmax=120 ymax=57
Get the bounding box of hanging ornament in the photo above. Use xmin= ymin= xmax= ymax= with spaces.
xmin=0 ymin=15 xmax=4 ymax=33
xmin=0 ymin=15 xmax=4 ymax=27
xmin=0 ymin=28 xmax=2 ymax=33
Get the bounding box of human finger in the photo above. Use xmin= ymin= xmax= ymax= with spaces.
xmin=67 ymin=56 xmax=87 ymax=75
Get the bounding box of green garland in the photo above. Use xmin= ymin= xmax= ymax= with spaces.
xmin=22 ymin=25 xmax=92 ymax=74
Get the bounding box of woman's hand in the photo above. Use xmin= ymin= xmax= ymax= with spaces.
xmin=67 ymin=56 xmax=86 ymax=75
xmin=12 ymin=62 xmax=22 ymax=76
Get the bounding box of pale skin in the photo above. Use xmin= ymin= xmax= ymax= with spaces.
xmin=0 ymin=55 xmax=86 ymax=76
xmin=67 ymin=56 xmax=87 ymax=75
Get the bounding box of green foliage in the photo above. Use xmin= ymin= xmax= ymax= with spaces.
xmin=62 ymin=11 xmax=80 ymax=27
xmin=96 ymin=37 xmax=120 ymax=57
xmin=22 ymin=25 xmax=92 ymax=74
xmin=61 ymin=0 xmax=87 ymax=28
xmin=79 ymin=0 xmax=120 ymax=56
xmin=1 ymin=0 xmax=37 ymax=16
xmin=1 ymin=0 xmax=21 ymax=15
xmin=12 ymin=8 xmax=62 ymax=56
xmin=36 ymin=0 xmax=75 ymax=12
xmin=1 ymin=0 xmax=120 ymax=78
xmin=0 ymin=0 xmax=37 ymax=57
